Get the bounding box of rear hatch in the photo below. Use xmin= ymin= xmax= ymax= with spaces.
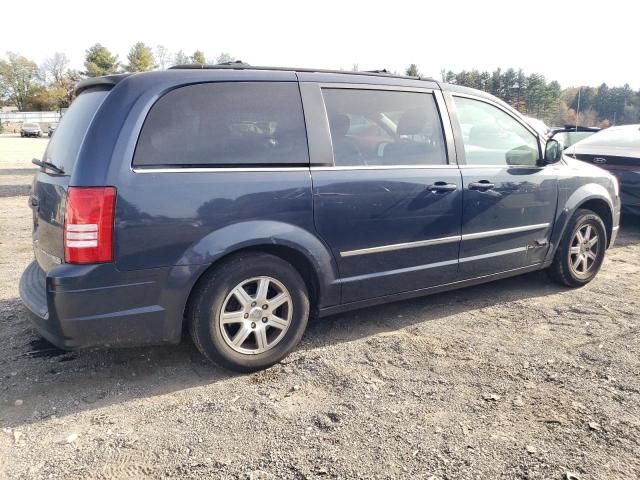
xmin=30 ymin=88 xmax=110 ymax=272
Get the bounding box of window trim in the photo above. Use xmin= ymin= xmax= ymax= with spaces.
xmin=316 ymin=83 xmax=456 ymax=169
xmin=130 ymin=81 xmax=310 ymax=171
xmin=448 ymin=92 xmax=543 ymax=167
xmin=132 ymin=166 xmax=310 ymax=173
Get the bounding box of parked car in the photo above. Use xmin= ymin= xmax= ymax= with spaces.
xmin=20 ymin=66 xmax=620 ymax=372
xmin=566 ymin=124 xmax=640 ymax=215
xmin=48 ymin=122 xmax=58 ymax=137
xmin=551 ymin=125 xmax=601 ymax=150
xmin=20 ymin=122 xmax=42 ymax=137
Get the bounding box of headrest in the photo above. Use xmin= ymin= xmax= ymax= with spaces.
xmin=397 ymin=109 xmax=428 ymax=136
xmin=329 ymin=114 xmax=351 ymax=137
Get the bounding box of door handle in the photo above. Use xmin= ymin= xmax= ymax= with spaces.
xmin=468 ymin=181 xmax=496 ymax=191
xmin=426 ymin=182 xmax=458 ymax=193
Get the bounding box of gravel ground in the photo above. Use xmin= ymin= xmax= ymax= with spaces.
xmin=1 ymin=137 xmax=639 ymax=479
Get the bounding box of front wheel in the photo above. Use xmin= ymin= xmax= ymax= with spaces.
xmin=188 ymin=252 xmax=310 ymax=372
xmin=548 ymin=208 xmax=607 ymax=287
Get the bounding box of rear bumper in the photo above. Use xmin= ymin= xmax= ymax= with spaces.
xmin=19 ymin=260 xmax=204 ymax=350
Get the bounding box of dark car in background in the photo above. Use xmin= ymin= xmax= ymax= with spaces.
xmin=566 ymin=124 xmax=640 ymax=215
xmin=20 ymin=66 xmax=620 ymax=372
xmin=20 ymin=122 xmax=42 ymax=137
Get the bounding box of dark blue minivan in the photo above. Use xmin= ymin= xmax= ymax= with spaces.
xmin=20 ymin=65 xmax=621 ymax=371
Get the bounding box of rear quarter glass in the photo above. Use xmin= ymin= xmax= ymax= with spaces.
xmin=43 ymin=88 xmax=109 ymax=173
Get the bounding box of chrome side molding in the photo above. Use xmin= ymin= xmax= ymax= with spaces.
xmin=340 ymin=235 xmax=460 ymax=257
xmin=461 ymin=223 xmax=550 ymax=241
xmin=340 ymin=223 xmax=550 ymax=257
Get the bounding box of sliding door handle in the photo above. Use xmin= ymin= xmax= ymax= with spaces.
xmin=426 ymin=182 xmax=458 ymax=193
xmin=468 ymin=181 xmax=495 ymax=191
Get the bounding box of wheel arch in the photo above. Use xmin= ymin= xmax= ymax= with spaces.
xmin=547 ymin=185 xmax=615 ymax=263
xmin=177 ymin=220 xmax=341 ymax=324
xmin=578 ymin=198 xmax=613 ymax=247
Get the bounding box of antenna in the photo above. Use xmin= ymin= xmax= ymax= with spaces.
xmin=575 ymin=87 xmax=581 ymax=131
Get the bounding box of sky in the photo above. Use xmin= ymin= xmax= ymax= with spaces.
xmin=2 ymin=0 xmax=638 ymax=89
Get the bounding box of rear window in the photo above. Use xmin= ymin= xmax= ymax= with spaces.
xmin=133 ymin=82 xmax=309 ymax=168
xmin=44 ymin=89 xmax=108 ymax=173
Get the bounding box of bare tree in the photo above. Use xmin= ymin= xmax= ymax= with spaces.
xmin=42 ymin=52 xmax=69 ymax=85
xmin=155 ymin=45 xmax=172 ymax=70
xmin=174 ymin=50 xmax=190 ymax=65
xmin=216 ymin=52 xmax=235 ymax=64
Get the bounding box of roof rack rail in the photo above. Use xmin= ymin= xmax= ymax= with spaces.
xmin=217 ymin=60 xmax=249 ymax=67
xmin=168 ymin=64 xmax=434 ymax=81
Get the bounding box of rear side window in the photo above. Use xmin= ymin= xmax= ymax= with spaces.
xmin=44 ymin=89 xmax=108 ymax=173
xmin=322 ymin=88 xmax=447 ymax=167
xmin=133 ymin=82 xmax=309 ymax=167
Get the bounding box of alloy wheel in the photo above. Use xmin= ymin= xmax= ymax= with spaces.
xmin=218 ymin=276 xmax=293 ymax=355
xmin=568 ymin=224 xmax=600 ymax=277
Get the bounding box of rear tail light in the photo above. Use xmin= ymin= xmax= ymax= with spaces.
xmin=64 ymin=187 xmax=116 ymax=264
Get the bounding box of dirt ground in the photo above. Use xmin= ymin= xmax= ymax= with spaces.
xmin=0 ymin=136 xmax=639 ymax=480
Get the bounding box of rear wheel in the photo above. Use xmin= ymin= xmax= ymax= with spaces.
xmin=188 ymin=252 xmax=309 ymax=372
xmin=548 ymin=208 xmax=607 ymax=287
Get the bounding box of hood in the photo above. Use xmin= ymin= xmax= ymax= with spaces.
xmin=567 ymin=144 xmax=640 ymax=158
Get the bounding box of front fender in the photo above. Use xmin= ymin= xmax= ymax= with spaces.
xmin=175 ymin=220 xmax=340 ymax=308
xmin=545 ymin=183 xmax=614 ymax=263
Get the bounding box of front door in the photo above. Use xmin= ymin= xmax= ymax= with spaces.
xmin=306 ymin=84 xmax=463 ymax=304
xmin=449 ymin=94 xmax=558 ymax=279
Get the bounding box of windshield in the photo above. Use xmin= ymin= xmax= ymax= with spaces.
xmin=43 ymin=89 xmax=109 ymax=173
xmin=23 ymin=123 xmax=39 ymax=128
xmin=556 ymin=130 xmax=597 ymax=149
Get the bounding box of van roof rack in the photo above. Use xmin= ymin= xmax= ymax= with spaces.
xmin=169 ymin=63 xmax=434 ymax=81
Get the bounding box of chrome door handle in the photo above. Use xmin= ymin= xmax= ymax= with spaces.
xmin=426 ymin=182 xmax=457 ymax=193
xmin=468 ymin=181 xmax=495 ymax=191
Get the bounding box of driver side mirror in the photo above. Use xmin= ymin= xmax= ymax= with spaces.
xmin=542 ymin=138 xmax=563 ymax=165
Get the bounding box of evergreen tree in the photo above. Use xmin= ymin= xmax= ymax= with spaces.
xmin=405 ymin=64 xmax=420 ymax=77
xmin=126 ymin=42 xmax=156 ymax=72
xmin=84 ymin=44 xmax=119 ymax=77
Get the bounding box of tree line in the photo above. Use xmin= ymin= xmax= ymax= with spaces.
xmin=0 ymin=43 xmax=236 ymax=112
xmin=1 ymin=45 xmax=639 ymax=129
xmin=434 ymin=67 xmax=640 ymax=128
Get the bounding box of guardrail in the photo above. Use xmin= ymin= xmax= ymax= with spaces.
xmin=0 ymin=111 xmax=62 ymax=123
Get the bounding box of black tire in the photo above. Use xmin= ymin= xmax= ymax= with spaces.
xmin=188 ymin=252 xmax=309 ymax=372
xmin=548 ymin=208 xmax=607 ymax=287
